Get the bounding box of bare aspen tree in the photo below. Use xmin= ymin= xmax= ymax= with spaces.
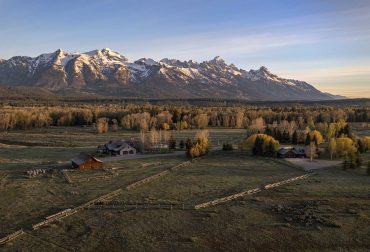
xmin=194 ymin=113 xmax=208 ymax=129
xmin=140 ymin=130 xmax=146 ymax=152
xmin=163 ymin=130 xmax=169 ymax=144
xmin=97 ymin=118 xmax=109 ymax=134
xmin=250 ymin=117 xmax=265 ymax=133
xmin=306 ymin=142 xmax=316 ymax=162
xmin=111 ymin=119 xmax=118 ymax=132
xmin=235 ymin=111 xmax=244 ymax=128
xmin=328 ymin=138 xmax=337 ymax=160
xmin=150 ymin=127 xmax=159 ymax=146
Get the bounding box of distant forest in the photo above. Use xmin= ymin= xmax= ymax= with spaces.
xmin=0 ymin=98 xmax=368 ymax=134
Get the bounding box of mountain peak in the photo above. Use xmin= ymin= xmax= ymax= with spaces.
xmin=0 ymin=49 xmax=338 ymax=100
xmin=259 ymin=66 xmax=269 ymax=72
xmin=208 ymin=56 xmax=226 ymax=66
xmin=213 ymin=56 xmax=223 ymax=61
xmin=136 ymin=58 xmax=158 ymax=66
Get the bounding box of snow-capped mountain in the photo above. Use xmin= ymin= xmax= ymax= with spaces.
xmin=0 ymin=49 xmax=341 ymax=100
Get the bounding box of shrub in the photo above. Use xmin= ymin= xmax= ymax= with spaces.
xmin=168 ymin=135 xmax=176 ymax=150
xmin=186 ymin=130 xmax=209 ymax=158
xmin=179 ymin=140 xmax=185 ymax=149
xmin=239 ymin=133 xmax=279 ymax=156
xmin=222 ymin=143 xmax=233 ymax=151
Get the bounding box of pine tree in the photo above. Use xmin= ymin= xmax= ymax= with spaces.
xmin=253 ymin=136 xmax=264 ymax=156
xmin=292 ymin=130 xmax=298 ymax=145
xmin=283 ymin=130 xmax=290 ymax=143
xmin=266 ymin=141 xmax=276 ymax=157
xmin=252 ymin=137 xmax=259 ymax=155
xmin=355 ymin=154 xmax=362 ymax=168
xmin=169 ymin=135 xmax=176 ymax=150
xmin=277 ymin=130 xmax=283 ymax=142
xmin=305 ymin=132 xmax=311 ymax=145
xmin=357 ymin=139 xmax=365 ymax=153
xmin=185 ymin=138 xmax=193 ymax=150
xmin=312 ymin=134 xmax=318 ymax=146
xmin=343 ymin=158 xmax=349 ymax=170
xmin=272 ymin=127 xmax=278 ymax=138
xmin=179 ymin=140 xmax=185 ymax=149
xmin=264 ymin=126 xmax=272 ymax=136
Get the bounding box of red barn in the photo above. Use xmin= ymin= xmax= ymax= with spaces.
xmin=71 ymin=152 xmax=103 ymax=170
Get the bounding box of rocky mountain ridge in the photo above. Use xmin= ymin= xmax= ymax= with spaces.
xmin=0 ymin=49 xmax=341 ymax=100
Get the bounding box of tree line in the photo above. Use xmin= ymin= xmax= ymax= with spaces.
xmin=0 ymin=103 xmax=368 ymax=131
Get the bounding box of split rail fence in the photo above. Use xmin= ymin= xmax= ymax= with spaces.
xmin=61 ymin=170 xmax=73 ymax=184
xmin=0 ymin=164 xmax=312 ymax=246
xmin=90 ymin=202 xmax=194 ymax=210
xmin=0 ymin=230 xmax=25 ymax=245
xmin=0 ymin=158 xmax=197 ymax=245
xmin=194 ymin=174 xmax=312 ymax=209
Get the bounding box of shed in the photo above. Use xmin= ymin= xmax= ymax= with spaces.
xmin=71 ymin=152 xmax=103 ymax=170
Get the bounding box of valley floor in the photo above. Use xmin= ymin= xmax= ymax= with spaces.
xmin=0 ymin=128 xmax=369 ymax=251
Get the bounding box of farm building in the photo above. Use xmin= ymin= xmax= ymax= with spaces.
xmin=71 ymin=152 xmax=104 ymax=170
xmin=277 ymin=146 xmax=306 ymax=158
xmin=98 ymin=140 xmax=137 ymax=156
xmin=149 ymin=143 xmax=169 ymax=152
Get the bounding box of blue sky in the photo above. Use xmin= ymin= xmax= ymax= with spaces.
xmin=0 ymin=0 xmax=369 ymax=97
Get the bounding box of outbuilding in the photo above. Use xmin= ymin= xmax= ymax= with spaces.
xmin=71 ymin=152 xmax=103 ymax=170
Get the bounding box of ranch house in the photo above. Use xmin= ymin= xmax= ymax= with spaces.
xmin=277 ymin=146 xmax=306 ymax=158
xmin=98 ymin=140 xmax=137 ymax=156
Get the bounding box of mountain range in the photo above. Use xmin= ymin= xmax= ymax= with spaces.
xmin=0 ymin=48 xmax=342 ymax=100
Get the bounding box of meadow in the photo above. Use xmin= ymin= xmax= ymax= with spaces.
xmin=0 ymin=126 xmax=369 ymax=251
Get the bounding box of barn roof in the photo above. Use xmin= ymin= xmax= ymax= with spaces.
xmin=71 ymin=152 xmax=103 ymax=165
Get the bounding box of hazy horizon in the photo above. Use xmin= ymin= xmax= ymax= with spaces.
xmin=1 ymin=0 xmax=369 ymax=98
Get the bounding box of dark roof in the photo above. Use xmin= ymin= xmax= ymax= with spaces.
xmin=278 ymin=146 xmax=306 ymax=155
xmin=105 ymin=140 xmax=135 ymax=152
xmin=292 ymin=147 xmax=306 ymax=155
xmin=71 ymin=152 xmax=103 ymax=165
xmin=278 ymin=148 xmax=293 ymax=155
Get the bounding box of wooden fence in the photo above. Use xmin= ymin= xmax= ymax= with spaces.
xmin=194 ymin=173 xmax=312 ymax=209
xmin=45 ymin=209 xmax=72 ymax=220
xmin=61 ymin=170 xmax=73 ymax=184
xmin=0 ymin=174 xmax=8 ymax=181
xmin=78 ymin=174 xmax=116 ymax=182
xmin=32 ymin=209 xmax=78 ymax=230
xmin=0 ymin=229 xmax=24 ymax=245
xmin=0 ymin=159 xmax=195 ymax=245
xmin=262 ymin=174 xmax=311 ymax=189
xmin=90 ymin=202 xmax=194 ymax=210
xmin=141 ymin=162 xmax=161 ymax=168
xmin=0 ymin=174 xmax=8 ymax=187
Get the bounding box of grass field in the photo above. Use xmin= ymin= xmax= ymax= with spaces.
xmin=0 ymin=127 xmax=369 ymax=251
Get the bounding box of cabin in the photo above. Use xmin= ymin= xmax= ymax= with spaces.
xmin=97 ymin=140 xmax=137 ymax=156
xmin=277 ymin=146 xmax=306 ymax=158
xmin=71 ymin=152 xmax=103 ymax=170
